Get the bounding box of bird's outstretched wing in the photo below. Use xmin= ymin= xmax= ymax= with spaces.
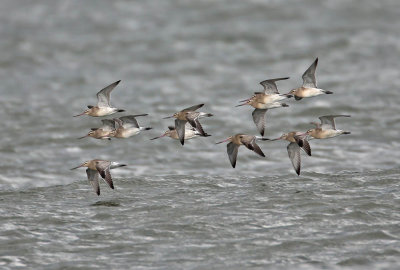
xmin=95 ymin=161 xmax=114 ymax=189
xmin=302 ymin=58 xmax=318 ymax=88
xmin=96 ymin=80 xmax=121 ymax=107
xmin=259 ymin=77 xmax=289 ymax=94
xmin=227 ymin=142 xmax=239 ymax=168
xmin=175 ymin=119 xmax=187 ymax=145
xmin=182 ymin=104 xmax=204 ymax=112
xmin=241 ymin=136 xmax=265 ymax=157
xmin=86 ymin=168 xmax=100 ymax=196
xmin=101 ymin=119 xmax=116 ymax=131
xmin=252 ymin=109 xmax=268 ymax=136
xmin=287 ymin=142 xmax=301 ymax=175
xmin=319 ymin=115 xmax=350 ymax=130
xmin=119 ymin=114 xmax=148 ymax=128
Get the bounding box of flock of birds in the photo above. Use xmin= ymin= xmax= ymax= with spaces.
xmin=71 ymin=58 xmax=351 ymax=196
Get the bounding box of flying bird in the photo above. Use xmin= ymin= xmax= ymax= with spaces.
xmin=113 ymin=114 xmax=152 ymax=138
xmin=71 ymin=159 xmax=126 ymax=196
xmin=216 ymin=134 xmax=269 ymax=168
xmin=163 ymin=104 xmax=213 ymax=145
xmin=78 ymin=119 xmax=116 ymax=140
xmin=236 ymin=77 xmax=291 ymax=136
xmin=74 ymin=80 xmax=125 ymax=117
xmin=306 ymin=115 xmax=351 ymax=139
xmin=270 ymin=132 xmax=311 ymax=175
xmin=287 ymin=58 xmax=333 ymax=100
xmin=151 ymin=123 xmax=210 ymax=141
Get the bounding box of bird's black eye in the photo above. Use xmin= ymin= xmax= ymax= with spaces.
xmin=239 ymin=136 xmax=243 ymax=138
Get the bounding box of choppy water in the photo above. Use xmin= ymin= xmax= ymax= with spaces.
xmin=0 ymin=0 xmax=399 ymax=269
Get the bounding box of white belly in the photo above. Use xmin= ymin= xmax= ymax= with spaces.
xmin=257 ymin=102 xmax=284 ymax=109
xmin=263 ymin=94 xmax=286 ymax=103
xmin=302 ymin=88 xmax=324 ymax=98
xmin=321 ymin=129 xmax=341 ymax=139
xmin=96 ymin=107 xmax=117 ymax=116
xmin=117 ymin=128 xmax=140 ymax=138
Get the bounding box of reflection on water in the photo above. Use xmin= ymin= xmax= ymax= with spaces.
xmin=91 ymin=200 xmax=121 ymax=207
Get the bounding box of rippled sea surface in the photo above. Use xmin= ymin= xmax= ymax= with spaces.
xmin=1 ymin=0 xmax=400 ymax=269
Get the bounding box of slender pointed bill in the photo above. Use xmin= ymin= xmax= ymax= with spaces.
xmin=216 ymin=137 xmax=231 ymax=144
xmin=269 ymin=136 xmax=283 ymax=141
xmin=77 ymin=135 xmax=89 ymax=139
xmin=150 ymin=134 xmax=166 ymax=140
xmin=70 ymin=164 xmax=84 ymax=170
xmin=73 ymin=111 xmax=87 ymax=117
xmin=162 ymin=116 xmax=174 ymax=119
xmin=235 ymin=103 xmax=248 ymax=107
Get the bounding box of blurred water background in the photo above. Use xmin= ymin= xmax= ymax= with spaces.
xmin=0 ymin=0 xmax=399 ymax=269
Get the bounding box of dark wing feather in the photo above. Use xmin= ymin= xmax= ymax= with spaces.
xmin=186 ymin=112 xmax=206 ymax=136
xmin=319 ymin=115 xmax=350 ymax=130
xmin=101 ymin=119 xmax=116 ymax=131
xmin=96 ymin=80 xmax=121 ymax=107
xmin=259 ymin=77 xmax=289 ymax=94
xmin=95 ymin=161 xmax=114 ymax=189
xmin=287 ymin=142 xmax=301 ymax=175
xmin=227 ymin=142 xmax=239 ymax=168
xmin=182 ymin=104 xmax=204 ymax=112
xmin=86 ymin=169 xmax=100 ymax=196
xmin=194 ymin=119 xmax=206 ymax=136
xmin=252 ymin=109 xmax=267 ymax=136
xmin=241 ymin=136 xmax=265 ymax=157
xmin=119 ymin=115 xmax=140 ymax=128
xmin=294 ymin=133 xmax=311 ymax=156
xmin=301 ymin=139 xmax=311 ymax=156
xmin=251 ymin=141 xmax=265 ymax=157
xmin=302 ymin=58 xmax=318 ymax=88
xmin=113 ymin=118 xmax=123 ymax=128
xmin=175 ymin=119 xmax=187 ymax=145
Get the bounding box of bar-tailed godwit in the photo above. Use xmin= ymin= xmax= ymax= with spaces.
xmin=78 ymin=119 xmax=116 ymax=140
xmin=163 ymin=104 xmax=213 ymax=145
xmin=113 ymin=114 xmax=152 ymax=138
xmin=74 ymin=80 xmax=125 ymax=117
xmin=270 ymin=132 xmax=311 ymax=175
xmin=236 ymin=77 xmax=291 ymax=136
xmin=287 ymin=58 xmax=333 ymax=100
xmin=150 ymin=123 xmax=210 ymax=141
xmin=306 ymin=115 xmax=351 ymax=139
xmin=216 ymin=134 xmax=269 ymax=168
xmin=71 ymin=160 xmax=126 ymax=196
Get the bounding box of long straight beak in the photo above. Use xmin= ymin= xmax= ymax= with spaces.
xmin=296 ymin=132 xmax=308 ymax=138
xmin=77 ymin=135 xmax=89 ymax=139
xmin=235 ymin=103 xmax=248 ymax=107
xmin=269 ymin=137 xmax=283 ymax=141
xmin=73 ymin=111 xmax=86 ymax=117
xmin=162 ymin=116 xmax=174 ymax=119
xmin=70 ymin=164 xmax=84 ymax=170
xmin=255 ymin=136 xmax=270 ymax=141
xmin=150 ymin=134 xmax=166 ymax=140
xmin=215 ymin=137 xmax=231 ymax=144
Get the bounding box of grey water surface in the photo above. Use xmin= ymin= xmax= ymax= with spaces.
xmin=0 ymin=0 xmax=399 ymax=269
